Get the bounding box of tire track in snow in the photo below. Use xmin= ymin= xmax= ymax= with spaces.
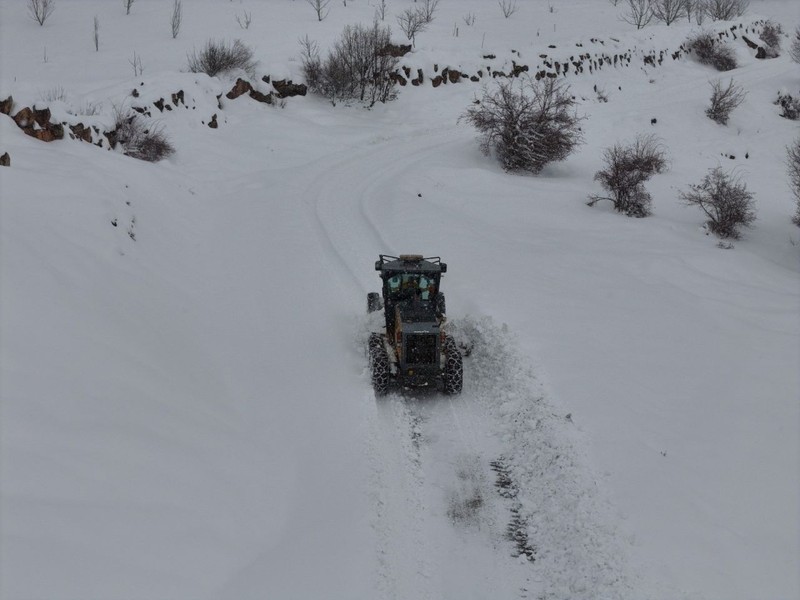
xmin=304 ymin=127 xmax=463 ymax=292
xmin=366 ymin=394 xmax=436 ymax=600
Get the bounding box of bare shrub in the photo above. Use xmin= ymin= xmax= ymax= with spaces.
xmin=776 ymin=92 xmax=800 ymax=120
xmin=788 ymin=138 xmax=800 ymax=225
xmin=300 ymin=21 xmax=398 ymax=107
xmin=498 ymin=0 xmax=518 ymax=19
xmin=706 ymin=79 xmax=746 ymax=125
xmin=461 ymin=78 xmax=584 ymax=174
xmin=588 ymin=134 xmax=668 ymax=217
xmin=93 ymin=15 xmax=100 ymax=51
xmin=171 ymin=0 xmax=182 ymax=39
xmin=681 ymin=167 xmax=755 ymax=238
xmin=39 ymin=85 xmax=66 ymax=103
xmin=397 ymin=7 xmax=427 ymax=45
xmin=687 ymin=31 xmax=737 ymax=70
xmin=791 ymin=27 xmax=800 ymax=64
xmin=651 ymin=0 xmax=686 ymax=25
xmin=123 ymin=0 xmax=135 ymax=16
xmin=28 ymin=0 xmax=55 ymax=26
xmin=760 ymin=20 xmax=782 ymax=57
xmin=306 ymin=0 xmax=330 ymax=22
xmin=704 ymin=0 xmax=748 ymax=21
xmin=113 ymin=108 xmax=175 ymax=162
xmin=621 ymin=0 xmax=654 ymax=29
xmin=187 ymin=39 xmax=257 ymax=77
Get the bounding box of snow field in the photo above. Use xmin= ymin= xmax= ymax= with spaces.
xmin=2 ymin=0 xmax=800 ymax=599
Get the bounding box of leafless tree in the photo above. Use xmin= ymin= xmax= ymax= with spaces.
xmin=704 ymin=0 xmax=748 ymax=21
xmin=621 ymin=0 xmax=654 ymax=29
xmin=301 ymin=22 xmax=399 ymax=107
xmin=236 ymin=11 xmax=252 ymax=29
xmin=498 ymin=0 xmax=517 ymax=19
xmin=683 ymin=0 xmax=706 ymax=25
xmin=706 ymin=78 xmax=746 ymax=125
xmin=461 ymin=78 xmax=584 ymax=174
xmin=171 ymin=0 xmax=182 ymax=39
xmin=463 ymin=12 xmax=476 ymax=26
xmin=28 ymin=0 xmax=55 ymax=26
xmin=418 ymin=0 xmax=439 ymax=24
xmin=129 ymin=51 xmax=143 ymax=77
xmin=375 ymin=0 xmax=387 ymax=21
xmin=788 ymin=138 xmax=800 ymax=225
xmin=306 ymin=0 xmax=331 ymax=22
xmin=681 ymin=167 xmax=755 ymax=238
xmin=397 ymin=8 xmax=427 ymax=45
xmin=93 ymin=15 xmax=100 ymax=51
xmin=588 ymin=134 xmax=668 ymax=217
xmin=651 ymin=0 xmax=687 ymax=25
xmin=124 ymin=0 xmax=135 ymax=16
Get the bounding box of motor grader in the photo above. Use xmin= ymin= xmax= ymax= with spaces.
xmin=367 ymin=255 xmax=462 ymax=395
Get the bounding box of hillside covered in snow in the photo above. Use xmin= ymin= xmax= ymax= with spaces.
xmin=1 ymin=1 xmax=798 ymax=599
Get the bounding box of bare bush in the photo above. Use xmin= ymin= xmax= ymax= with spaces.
xmin=588 ymin=134 xmax=668 ymax=217
xmin=171 ymin=0 xmax=182 ymax=39
xmin=621 ymin=0 xmax=654 ymax=29
xmin=681 ymin=167 xmax=755 ymax=238
xmin=498 ymin=0 xmax=518 ymax=19
xmin=306 ymin=0 xmax=330 ymax=22
xmin=760 ymin=20 xmax=782 ymax=57
xmin=397 ymin=7 xmax=427 ymax=45
xmin=300 ymin=21 xmax=398 ymax=107
xmin=113 ymin=108 xmax=175 ymax=162
xmin=123 ymin=0 xmax=135 ymax=16
xmin=791 ymin=27 xmax=800 ymax=64
xmin=187 ymin=39 xmax=256 ymax=77
xmin=651 ymin=0 xmax=686 ymax=25
xmin=704 ymin=0 xmax=748 ymax=21
xmin=93 ymin=15 xmax=100 ymax=51
xmin=789 ymin=138 xmax=800 ymax=225
xmin=39 ymin=85 xmax=66 ymax=103
xmin=776 ymin=92 xmax=800 ymax=120
xmin=706 ymin=78 xmax=746 ymax=125
xmin=461 ymin=78 xmax=584 ymax=174
xmin=28 ymin=0 xmax=55 ymax=26
xmin=687 ymin=31 xmax=737 ymax=70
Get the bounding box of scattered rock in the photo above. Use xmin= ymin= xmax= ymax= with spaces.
xmin=0 ymin=152 xmax=9 ymax=167
xmin=226 ymin=78 xmax=253 ymax=100
xmin=208 ymin=114 xmax=218 ymax=129
xmin=271 ymin=79 xmax=307 ymax=98
xmin=69 ymin=123 xmax=93 ymax=142
xmin=153 ymin=98 xmax=165 ymax=112
xmin=741 ymin=35 xmax=759 ymax=49
xmin=0 ymin=96 xmax=12 ymax=115
xmin=171 ymin=90 xmax=184 ymax=106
